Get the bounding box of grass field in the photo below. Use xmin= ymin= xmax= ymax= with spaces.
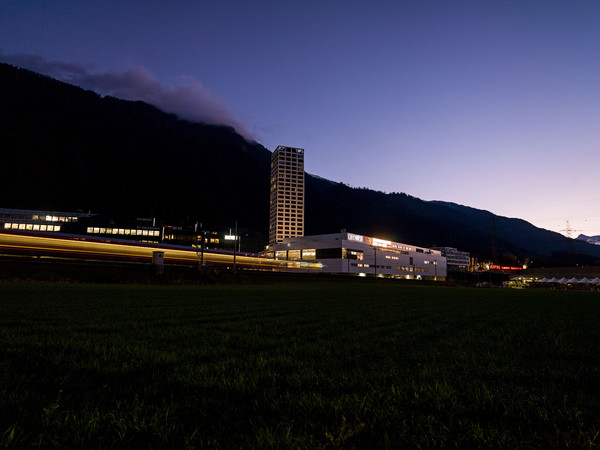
xmin=0 ymin=281 xmax=599 ymax=448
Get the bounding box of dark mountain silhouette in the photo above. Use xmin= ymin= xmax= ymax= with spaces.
xmin=0 ymin=63 xmax=271 ymax=234
xmin=2 ymin=62 xmax=599 ymax=264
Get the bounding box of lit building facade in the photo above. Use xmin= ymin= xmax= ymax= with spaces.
xmin=272 ymin=232 xmax=447 ymax=280
xmin=0 ymin=208 xmax=225 ymax=248
xmin=269 ymin=146 xmax=305 ymax=246
xmin=1 ymin=208 xmax=92 ymax=233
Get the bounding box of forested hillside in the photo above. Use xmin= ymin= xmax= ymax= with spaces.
xmin=2 ymin=63 xmax=599 ymax=265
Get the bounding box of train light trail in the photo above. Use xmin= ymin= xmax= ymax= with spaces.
xmin=0 ymin=230 xmax=322 ymax=272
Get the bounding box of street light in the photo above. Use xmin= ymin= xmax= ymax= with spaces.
xmin=224 ymin=220 xmax=239 ymax=272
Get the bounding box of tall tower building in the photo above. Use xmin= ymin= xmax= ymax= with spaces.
xmin=269 ymin=146 xmax=305 ymax=246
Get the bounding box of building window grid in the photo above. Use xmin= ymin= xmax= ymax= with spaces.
xmin=269 ymin=147 xmax=304 ymax=245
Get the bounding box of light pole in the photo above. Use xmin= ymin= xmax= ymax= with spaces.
xmin=195 ymin=224 xmax=207 ymax=269
xmin=233 ymin=220 xmax=237 ymax=273
xmin=373 ymin=246 xmax=377 ymax=279
xmin=200 ymin=231 xmax=206 ymax=267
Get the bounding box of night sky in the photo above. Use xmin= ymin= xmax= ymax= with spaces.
xmin=2 ymin=0 xmax=599 ymax=237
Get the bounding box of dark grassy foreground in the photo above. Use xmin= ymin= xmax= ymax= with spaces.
xmin=0 ymin=282 xmax=599 ymax=448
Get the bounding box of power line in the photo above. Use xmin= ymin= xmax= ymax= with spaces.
xmin=530 ymin=211 xmax=600 ymax=223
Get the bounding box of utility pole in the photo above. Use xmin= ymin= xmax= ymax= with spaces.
xmin=491 ymin=215 xmax=498 ymax=263
xmin=560 ymin=221 xmax=580 ymax=265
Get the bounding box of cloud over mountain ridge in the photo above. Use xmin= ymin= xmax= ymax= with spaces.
xmin=1 ymin=53 xmax=253 ymax=140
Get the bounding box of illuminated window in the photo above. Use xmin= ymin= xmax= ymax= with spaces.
xmin=40 ymin=225 xmax=47 ymax=231
xmin=33 ymin=224 xmax=40 ymax=231
xmin=18 ymin=223 xmax=25 ymax=230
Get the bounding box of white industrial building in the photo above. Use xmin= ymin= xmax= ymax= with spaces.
xmin=272 ymin=231 xmax=447 ymax=280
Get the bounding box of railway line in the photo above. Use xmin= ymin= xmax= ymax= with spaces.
xmin=0 ymin=230 xmax=321 ymax=272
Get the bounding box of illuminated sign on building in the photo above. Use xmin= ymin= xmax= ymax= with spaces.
xmin=347 ymin=233 xmax=364 ymax=242
xmin=372 ymin=238 xmax=392 ymax=247
xmin=490 ymin=265 xmax=523 ymax=272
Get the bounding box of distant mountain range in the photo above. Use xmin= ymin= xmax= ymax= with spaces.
xmin=2 ymin=62 xmax=599 ymax=265
xmin=578 ymin=235 xmax=600 ymax=246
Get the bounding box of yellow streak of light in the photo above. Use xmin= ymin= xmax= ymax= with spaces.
xmin=0 ymin=231 xmax=310 ymax=271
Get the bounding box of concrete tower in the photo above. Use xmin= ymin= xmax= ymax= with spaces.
xmin=269 ymin=146 xmax=305 ymax=246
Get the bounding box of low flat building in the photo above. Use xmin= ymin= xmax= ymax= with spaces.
xmin=272 ymin=231 xmax=446 ymax=280
xmin=0 ymin=208 xmax=224 ymax=248
xmin=1 ymin=208 xmax=93 ymax=234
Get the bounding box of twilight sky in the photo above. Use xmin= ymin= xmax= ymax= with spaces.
xmin=2 ymin=0 xmax=599 ymax=236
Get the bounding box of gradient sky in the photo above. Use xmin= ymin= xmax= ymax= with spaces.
xmin=2 ymin=0 xmax=599 ymax=237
